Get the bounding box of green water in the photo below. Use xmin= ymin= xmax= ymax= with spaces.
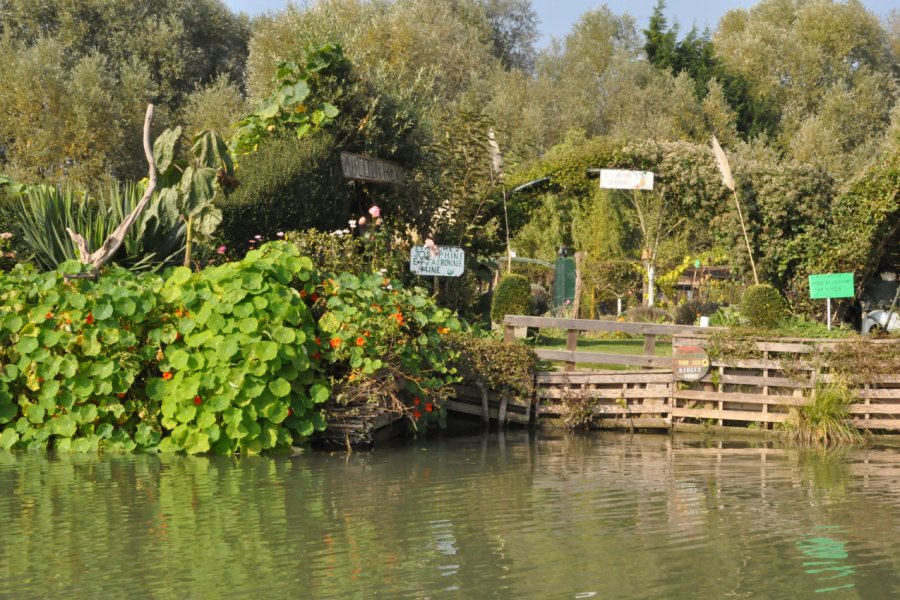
xmin=2 ymin=431 xmax=899 ymax=599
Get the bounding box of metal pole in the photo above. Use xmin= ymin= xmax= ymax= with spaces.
xmin=827 ymin=297 xmax=832 ymax=331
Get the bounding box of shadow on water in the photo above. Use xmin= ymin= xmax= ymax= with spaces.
xmin=0 ymin=431 xmax=899 ymax=598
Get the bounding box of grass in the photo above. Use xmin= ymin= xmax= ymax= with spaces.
xmin=781 ymin=380 xmax=865 ymax=448
xmin=533 ymin=334 xmax=671 ymax=371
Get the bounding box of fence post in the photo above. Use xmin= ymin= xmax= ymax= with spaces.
xmin=565 ymin=328 xmax=578 ymax=372
xmin=504 ymin=319 xmax=515 ymax=344
xmin=643 ymin=334 xmax=657 ymax=370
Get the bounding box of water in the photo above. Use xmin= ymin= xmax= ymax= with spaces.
xmin=2 ymin=431 xmax=900 ymax=599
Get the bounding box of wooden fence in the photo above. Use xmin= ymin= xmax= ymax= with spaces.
xmin=502 ymin=315 xmax=900 ymax=432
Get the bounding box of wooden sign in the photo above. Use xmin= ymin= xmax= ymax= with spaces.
xmin=808 ymin=273 xmax=854 ymax=299
xmin=673 ymin=345 xmax=710 ymax=382
xmin=599 ymin=169 xmax=654 ymax=190
xmin=410 ymin=246 xmax=464 ymax=277
xmin=340 ymin=152 xmax=404 ymax=183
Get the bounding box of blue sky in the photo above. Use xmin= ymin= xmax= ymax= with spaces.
xmin=224 ymin=0 xmax=897 ymax=46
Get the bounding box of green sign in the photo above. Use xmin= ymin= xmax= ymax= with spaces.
xmin=808 ymin=273 xmax=854 ymax=299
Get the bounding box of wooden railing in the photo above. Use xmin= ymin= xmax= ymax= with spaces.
xmin=500 ymin=315 xmax=900 ymax=433
xmin=503 ymin=315 xmax=724 ymax=371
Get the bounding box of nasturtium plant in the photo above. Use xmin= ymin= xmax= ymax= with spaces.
xmin=300 ymin=270 xmax=463 ymax=430
xmin=0 ymin=242 xmax=330 ymax=454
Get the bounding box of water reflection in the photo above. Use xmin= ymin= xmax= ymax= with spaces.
xmin=0 ymin=433 xmax=899 ymax=598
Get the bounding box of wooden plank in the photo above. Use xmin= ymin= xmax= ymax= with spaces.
xmin=536 ymin=371 xmax=672 ymax=384
xmin=593 ymin=418 xmax=669 ymax=429
xmin=536 ymin=349 xmax=672 ymax=368
xmin=537 ymin=388 xmax=671 ymax=400
xmin=537 ymin=404 xmax=671 ymax=416
xmin=503 ymin=324 xmax=515 ymax=344
xmin=711 ymin=359 xmax=815 ymax=370
xmin=697 ymin=373 xmax=813 ymax=389
xmin=855 ymin=419 xmax=900 ymax=431
xmin=503 ymin=315 xmax=723 ymax=336
xmin=445 ymin=400 xmax=529 ymax=424
xmin=855 ymin=389 xmax=900 ymax=399
xmin=849 ymin=404 xmax=900 ymax=415
xmin=674 ymin=389 xmax=807 ymax=406
xmin=670 ymin=407 xmax=790 ymax=423
xmin=565 ymin=328 xmax=578 ymax=372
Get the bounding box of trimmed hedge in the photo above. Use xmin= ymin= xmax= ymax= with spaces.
xmin=491 ymin=274 xmax=531 ymax=324
xmin=217 ymin=133 xmax=353 ymax=252
xmin=741 ymin=284 xmax=789 ymax=329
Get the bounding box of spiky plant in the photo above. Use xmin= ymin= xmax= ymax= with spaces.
xmin=782 ymin=379 xmax=865 ymax=448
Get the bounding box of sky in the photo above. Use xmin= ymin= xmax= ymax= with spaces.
xmin=223 ymin=0 xmax=897 ymax=46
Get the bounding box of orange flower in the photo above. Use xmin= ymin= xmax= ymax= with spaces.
xmin=391 ymin=312 xmax=405 ymax=326
xmin=312 ymin=351 xmax=321 ymax=360
xmin=437 ymin=326 xmax=450 ymax=334
xmin=85 ymin=313 xmax=94 ymax=325
xmin=117 ymin=393 xmax=127 ymax=399
xmin=174 ymin=309 xmax=183 ymax=318
xmin=193 ymin=395 xmax=202 ymax=406
xmin=413 ymin=397 xmax=421 ymax=406
xmin=310 ymin=293 xmax=319 ymax=302
xmin=329 ymin=338 xmax=341 ymax=349
xmin=315 ymin=337 xmax=321 ymax=346
xmin=162 ymin=372 xmax=173 ymax=380
xmin=45 ymin=312 xmax=53 ymax=320
xmin=300 ymin=289 xmax=308 ymax=298
xmin=382 ymin=278 xmax=390 ymax=287
xmin=425 ymin=403 xmax=433 ymax=413
xmin=413 ymin=410 xmax=422 ymax=419
xmin=355 ymin=337 xmax=365 ymax=346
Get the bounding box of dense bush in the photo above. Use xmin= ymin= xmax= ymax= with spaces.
xmin=445 ymin=334 xmax=536 ymax=398
xmin=491 ymin=273 xmax=532 ymax=324
xmin=304 ymin=269 xmax=462 ymax=428
xmin=218 ymin=133 xmax=353 ymax=252
xmin=674 ymin=301 xmax=720 ymax=325
xmin=741 ymin=284 xmax=789 ymax=329
xmin=623 ymin=306 xmax=672 ymax=323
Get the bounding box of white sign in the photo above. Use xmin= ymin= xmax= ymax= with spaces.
xmin=599 ymin=169 xmax=654 ymax=190
xmin=410 ymin=246 xmax=465 ymax=277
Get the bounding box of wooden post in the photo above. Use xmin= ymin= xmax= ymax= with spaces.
xmin=504 ymin=322 xmax=515 ymax=344
xmin=643 ymin=334 xmax=657 ymax=370
xmin=565 ymin=328 xmax=578 ymax=372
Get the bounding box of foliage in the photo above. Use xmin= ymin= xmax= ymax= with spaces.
xmin=231 ymin=44 xmax=343 ymax=156
xmin=491 ymin=273 xmax=532 ymax=324
xmin=0 ymin=231 xmax=16 ymax=272
xmin=741 ymin=284 xmax=789 ymax=329
xmin=622 ymin=306 xmax=672 ymax=324
xmin=12 ymin=182 xmax=184 ymax=272
xmin=0 ymin=0 xmax=250 ymax=184
xmin=782 ymin=380 xmax=864 ymax=448
xmin=445 ymin=333 xmax=536 ymax=399
xmin=217 ymin=133 xmax=352 ymax=254
xmin=153 ymin=127 xmax=235 ymax=267
xmin=301 ymin=270 xmax=463 ymax=430
xmin=674 ymin=301 xmax=720 ymax=325
xmin=0 ymin=242 xmax=329 ymax=454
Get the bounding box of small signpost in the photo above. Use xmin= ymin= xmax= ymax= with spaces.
xmin=410 ymin=246 xmax=465 ymax=277
xmin=673 ymin=345 xmax=711 ymax=382
xmin=808 ymin=273 xmax=854 ymax=330
xmin=599 ymin=169 xmax=654 ymax=190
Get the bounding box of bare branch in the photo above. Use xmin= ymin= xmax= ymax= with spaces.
xmin=65 ymin=104 xmax=157 ymax=273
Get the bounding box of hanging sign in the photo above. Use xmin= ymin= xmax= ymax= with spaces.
xmin=673 ymin=345 xmax=711 ymax=382
xmin=410 ymin=246 xmax=465 ymax=277
xmin=340 ymin=152 xmax=404 ymax=183
xmin=599 ymin=169 xmax=654 ymax=190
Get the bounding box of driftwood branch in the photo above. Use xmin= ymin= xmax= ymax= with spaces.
xmin=67 ymin=104 xmax=157 ymax=273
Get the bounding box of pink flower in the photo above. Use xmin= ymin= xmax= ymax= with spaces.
xmin=368 ymin=205 xmax=381 ymax=218
xmin=358 ymin=216 xmax=367 ymax=226
xmin=276 ymin=231 xmax=284 ymax=238
xmin=216 ymin=245 xmax=227 ymax=255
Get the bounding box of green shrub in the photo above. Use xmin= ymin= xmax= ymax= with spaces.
xmin=444 ymin=333 xmax=536 ymax=398
xmin=623 ymin=306 xmax=672 ymax=323
xmin=218 ymin=133 xmax=353 ymax=253
xmin=741 ymin=284 xmax=789 ymax=328
xmin=12 ymin=182 xmax=184 ymax=271
xmin=781 ymin=380 xmax=864 ymax=448
xmin=491 ymin=274 xmax=532 ymax=324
